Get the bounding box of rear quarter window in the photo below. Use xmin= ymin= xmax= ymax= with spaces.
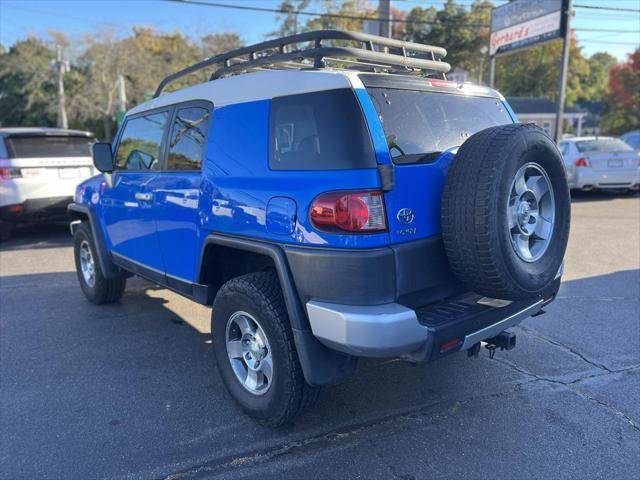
xmin=269 ymin=89 xmax=376 ymax=171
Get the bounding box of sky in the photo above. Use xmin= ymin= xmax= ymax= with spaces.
xmin=0 ymin=0 xmax=639 ymax=61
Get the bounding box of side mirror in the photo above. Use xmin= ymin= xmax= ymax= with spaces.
xmin=92 ymin=143 xmax=114 ymax=173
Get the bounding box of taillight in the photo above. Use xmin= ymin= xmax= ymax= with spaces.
xmin=310 ymin=190 xmax=387 ymax=233
xmin=574 ymin=157 xmax=591 ymax=168
xmin=0 ymin=167 xmax=22 ymax=179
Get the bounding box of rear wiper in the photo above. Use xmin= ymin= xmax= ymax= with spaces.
xmin=393 ymin=151 xmax=442 ymax=165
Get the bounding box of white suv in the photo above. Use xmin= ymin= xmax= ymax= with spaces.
xmin=0 ymin=128 xmax=96 ymax=240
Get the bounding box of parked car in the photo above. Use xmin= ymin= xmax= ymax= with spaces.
xmin=621 ymin=130 xmax=640 ymax=150
xmin=0 ymin=128 xmax=96 ymax=240
xmin=68 ymin=31 xmax=570 ymax=426
xmin=559 ymin=136 xmax=640 ymax=192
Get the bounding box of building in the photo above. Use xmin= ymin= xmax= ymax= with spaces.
xmin=507 ymin=97 xmax=588 ymax=137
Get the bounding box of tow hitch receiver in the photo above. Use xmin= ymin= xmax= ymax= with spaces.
xmin=468 ymin=331 xmax=517 ymax=359
xmin=485 ymin=331 xmax=517 ymax=359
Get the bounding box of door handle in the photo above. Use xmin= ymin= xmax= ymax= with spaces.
xmin=134 ymin=192 xmax=153 ymax=202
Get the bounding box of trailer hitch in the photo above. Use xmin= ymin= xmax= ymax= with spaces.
xmin=467 ymin=331 xmax=517 ymax=359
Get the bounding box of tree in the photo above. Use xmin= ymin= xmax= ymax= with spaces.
xmin=304 ymin=0 xmax=375 ymax=32
xmin=72 ymin=30 xmax=140 ymax=140
xmin=405 ymin=1 xmax=492 ymax=80
xmin=0 ymin=37 xmax=58 ymax=127
xmin=601 ymin=49 xmax=639 ymax=134
xmin=200 ymin=33 xmax=243 ymax=58
xmin=270 ymin=0 xmax=311 ymax=38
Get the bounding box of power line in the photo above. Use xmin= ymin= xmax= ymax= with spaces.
xmin=576 ymin=28 xmax=640 ymax=33
xmin=579 ymin=40 xmax=639 ymax=45
xmin=163 ymin=0 xmax=640 ymax=32
xmin=162 ymin=0 xmax=492 ymax=28
xmin=574 ymin=4 xmax=640 ymax=13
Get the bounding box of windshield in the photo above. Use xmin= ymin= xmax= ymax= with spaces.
xmin=7 ymin=136 xmax=93 ymax=158
xmin=576 ymin=138 xmax=634 ymax=153
xmin=367 ymin=88 xmax=513 ymax=164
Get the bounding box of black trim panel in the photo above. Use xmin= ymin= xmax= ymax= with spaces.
xmin=284 ymin=237 xmax=461 ymax=309
xmin=284 ymin=245 xmax=396 ymax=306
xmin=199 ymin=234 xmax=358 ymax=386
xmin=392 ymin=237 xmax=463 ymax=309
xmin=111 ymin=252 xmax=213 ymax=305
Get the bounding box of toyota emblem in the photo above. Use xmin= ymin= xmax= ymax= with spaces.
xmin=397 ymin=208 xmax=414 ymax=225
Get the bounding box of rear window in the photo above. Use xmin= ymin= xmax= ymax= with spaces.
xmin=367 ymin=88 xmax=513 ymax=164
xmin=6 ymin=136 xmax=93 ymax=158
xmin=576 ymin=138 xmax=633 ymax=153
xmin=269 ymin=89 xmax=375 ymax=170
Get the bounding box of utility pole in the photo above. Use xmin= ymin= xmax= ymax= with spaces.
xmin=50 ymin=45 xmax=69 ymax=129
xmin=116 ymin=74 xmax=127 ymax=126
xmin=479 ymin=46 xmax=488 ymax=85
xmin=488 ymin=56 xmax=495 ymax=88
xmin=378 ymin=0 xmax=392 ymax=38
xmin=554 ymin=0 xmax=573 ymax=143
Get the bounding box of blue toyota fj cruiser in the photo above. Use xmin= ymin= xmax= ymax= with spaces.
xmin=69 ymin=31 xmax=570 ymax=426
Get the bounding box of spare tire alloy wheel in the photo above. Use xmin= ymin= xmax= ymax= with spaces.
xmin=441 ymin=123 xmax=570 ymax=300
xmin=508 ymin=163 xmax=555 ymax=262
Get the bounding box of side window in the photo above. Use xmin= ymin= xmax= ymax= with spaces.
xmin=167 ymin=106 xmax=210 ymax=171
xmin=115 ymin=111 xmax=170 ymax=171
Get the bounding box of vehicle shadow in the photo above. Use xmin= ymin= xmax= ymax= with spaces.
xmin=1 ymin=268 xmax=638 ymax=479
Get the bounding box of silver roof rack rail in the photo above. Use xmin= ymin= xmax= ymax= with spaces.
xmin=154 ymin=30 xmax=450 ymax=98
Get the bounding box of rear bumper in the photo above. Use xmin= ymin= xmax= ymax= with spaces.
xmin=306 ymin=301 xmax=427 ymax=357
xmin=306 ymin=276 xmax=561 ymax=361
xmin=570 ymin=167 xmax=640 ymax=190
xmin=0 ymin=196 xmax=73 ymax=222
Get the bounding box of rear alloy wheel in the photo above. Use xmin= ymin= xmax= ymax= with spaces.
xmin=212 ymin=272 xmax=320 ymax=427
xmin=226 ymin=311 xmax=274 ymax=396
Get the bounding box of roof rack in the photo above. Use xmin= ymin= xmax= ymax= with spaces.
xmin=154 ymin=30 xmax=450 ymax=98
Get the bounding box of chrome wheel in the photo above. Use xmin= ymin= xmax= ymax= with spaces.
xmin=507 ymin=162 xmax=555 ymax=262
xmin=226 ymin=311 xmax=273 ymax=396
xmin=79 ymin=240 xmax=96 ymax=287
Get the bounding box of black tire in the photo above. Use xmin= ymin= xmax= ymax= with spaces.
xmin=73 ymin=222 xmax=126 ymax=304
xmin=211 ymin=272 xmax=320 ymax=427
xmin=441 ymin=123 xmax=570 ymax=300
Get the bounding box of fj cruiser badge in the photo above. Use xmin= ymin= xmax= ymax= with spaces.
xmin=396 ymin=208 xmax=414 ymax=225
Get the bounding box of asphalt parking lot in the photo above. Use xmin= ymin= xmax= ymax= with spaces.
xmin=1 ymin=191 xmax=638 ymax=480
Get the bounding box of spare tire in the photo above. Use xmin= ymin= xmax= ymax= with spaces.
xmin=441 ymin=123 xmax=570 ymax=300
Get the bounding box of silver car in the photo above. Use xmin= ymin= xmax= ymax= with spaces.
xmin=559 ymin=136 xmax=640 ymax=192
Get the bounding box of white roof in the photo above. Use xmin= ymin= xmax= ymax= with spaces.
xmin=127 ymin=68 xmax=504 ymax=118
xmin=127 ymin=69 xmax=361 ymax=117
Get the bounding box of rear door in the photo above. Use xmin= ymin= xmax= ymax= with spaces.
xmin=101 ymin=108 xmax=171 ymax=273
xmin=149 ymin=101 xmax=212 ymax=285
xmin=364 ymin=85 xmax=514 ymax=244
